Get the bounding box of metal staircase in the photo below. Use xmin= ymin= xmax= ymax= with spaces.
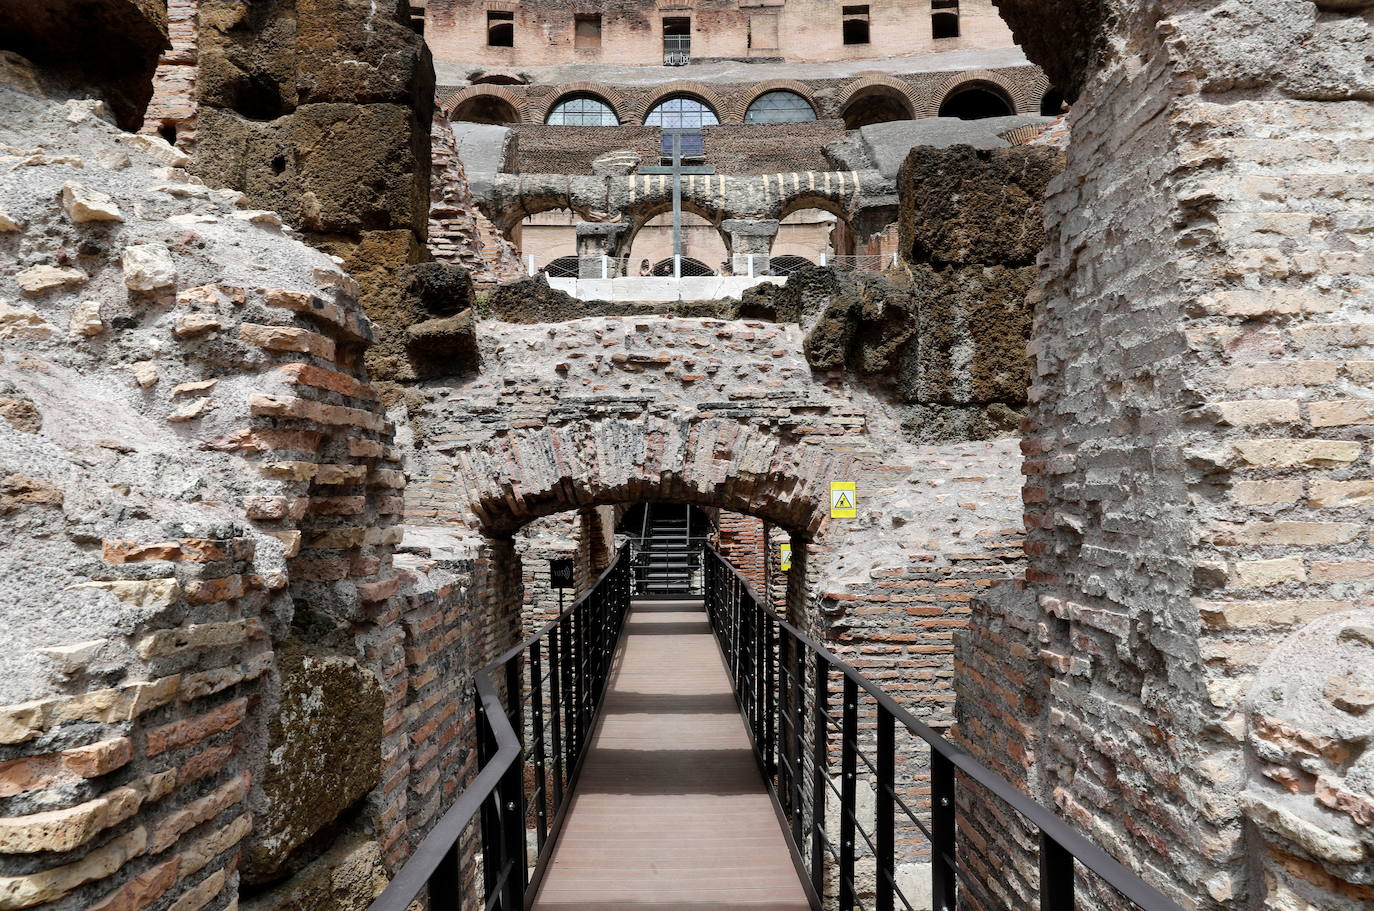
xmin=628 ymin=503 xmax=705 ymax=597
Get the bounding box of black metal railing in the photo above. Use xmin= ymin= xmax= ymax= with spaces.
xmin=366 ymin=549 xmax=632 ymax=911
xmin=627 ymin=535 xmax=708 ymax=597
xmin=702 ymin=546 xmax=1185 ymax=911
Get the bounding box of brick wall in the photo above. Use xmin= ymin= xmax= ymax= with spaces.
xmin=955 ymin=1 xmax=1374 ymax=908
xmin=512 ymin=125 xmax=662 ymax=175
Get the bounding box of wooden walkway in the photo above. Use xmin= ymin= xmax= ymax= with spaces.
xmin=532 ymin=599 xmax=813 ymax=910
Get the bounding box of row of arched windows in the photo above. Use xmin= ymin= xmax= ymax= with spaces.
xmin=545 ymin=90 xmax=819 ymax=127
xmin=457 ymin=83 xmax=1041 ymax=129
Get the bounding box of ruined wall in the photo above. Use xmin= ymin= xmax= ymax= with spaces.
xmin=956 ymin=1 xmax=1374 ymax=909
xmin=897 ymin=144 xmax=1063 ymax=440
xmin=400 ymin=315 xmax=1026 ymax=732
xmin=429 ymin=112 xmax=524 ymax=287
xmin=0 ymin=49 xmax=504 ymax=911
xmin=187 ymin=0 xmax=435 ymax=388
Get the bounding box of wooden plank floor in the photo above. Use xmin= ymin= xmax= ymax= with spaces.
xmin=532 ymin=599 xmax=813 ymax=910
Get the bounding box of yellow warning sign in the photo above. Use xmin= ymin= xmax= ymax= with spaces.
xmin=830 ymin=481 xmax=857 ymax=519
xmin=779 ymin=543 xmax=791 ymax=572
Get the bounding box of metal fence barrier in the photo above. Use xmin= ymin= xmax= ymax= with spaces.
xmin=368 ymin=542 xmax=1186 ymax=911
xmin=702 ymin=545 xmax=1185 ymax=911
xmin=365 ymin=550 xmax=632 ymax=911
xmin=526 ymin=252 xmax=901 ymax=280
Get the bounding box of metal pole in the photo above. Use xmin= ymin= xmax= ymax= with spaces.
xmin=671 ymin=131 xmax=683 ymax=265
xmin=528 ymin=254 xmax=536 ymax=276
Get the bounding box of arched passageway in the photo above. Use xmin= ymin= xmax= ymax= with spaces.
xmin=937 ymin=82 xmax=1014 ymax=119
xmin=841 ymin=86 xmax=914 ymax=129
xmin=625 ymin=209 xmax=729 ymax=276
xmin=452 ymin=93 xmax=521 ymax=124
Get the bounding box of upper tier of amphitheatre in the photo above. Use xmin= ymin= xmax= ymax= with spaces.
xmin=433 ymin=46 xmax=1036 ymax=87
xmin=0 ymin=1 xmax=1371 ymax=911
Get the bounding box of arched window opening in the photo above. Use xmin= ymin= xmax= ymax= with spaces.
xmin=1041 ymin=88 xmax=1066 ymax=117
xmin=452 ymin=94 xmax=520 ymax=125
xmin=646 ymin=95 xmax=719 ymax=161
xmin=486 ymin=10 xmax=514 ymax=46
xmin=938 ymin=85 xmax=1014 ymax=120
xmin=931 ymin=11 xmax=959 ymax=39
xmin=744 ymin=91 xmax=817 ymax=124
xmin=546 ymin=94 xmax=618 ymax=126
xmin=543 ymin=256 xmax=580 ymax=278
xmin=842 ymin=90 xmax=913 ymax=130
xmin=652 ymin=257 xmax=714 ymax=277
xmin=645 ymin=95 xmax=720 ymax=130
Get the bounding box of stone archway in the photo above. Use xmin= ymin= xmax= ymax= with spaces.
xmin=404 ymin=312 xmax=1026 ymax=707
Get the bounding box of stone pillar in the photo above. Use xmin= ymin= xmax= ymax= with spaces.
xmin=723 ymin=219 xmax=779 ymax=276
xmin=575 ymin=222 xmax=629 ymax=279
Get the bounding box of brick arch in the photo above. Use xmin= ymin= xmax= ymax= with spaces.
xmin=535 ymin=82 xmax=629 ymax=124
xmin=839 ymin=74 xmax=919 ymax=120
xmin=632 ymin=81 xmax=728 ymax=125
xmin=455 ymin=416 xmax=850 ymax=536
xmin=448 ymin=85 xmax=529 ymax=123
xmin=495 ymin=197 xmax=601 ymax=238
xmin=922 ymin=70 xmax=1022 ymax=117
xmin=726 ymin=80 xmax=820 ymax=124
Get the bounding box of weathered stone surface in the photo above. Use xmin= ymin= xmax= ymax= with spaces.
xmin=197 ymin=0 xmax=432 ymax=118
xmin=0 ymin=301 xmax=53 ymax=338
xmin=591 ymin=150 xmax=641 ymax=177
xmin=242 ymin=835 xmax=386 ymax=911
xmin=406 ymin=309 xmax=480 ymax=377
xmin=193 ymin=103 xmax=428 ymax=236
xmin=0 ymin=1 xmax=167 ymax=129
xmin=61 ymin=181 xmax=125 ymax=223
xmin=900 ymin=145 xmax=1064 ymax=267
xmin=990 ymin=0 xmax=1113 ymax=100
xmin=243 ymin=645 xmax=383 ymax=884
xmin=120 ymin=243 xmax=177 ymax=291
xmin=901 ymin=264 xmax=1034 ymax=405
xmin=402 ymin=261 xmax=473 ymax=317
xmin=14 ymin=266 xmax=85 ymax=295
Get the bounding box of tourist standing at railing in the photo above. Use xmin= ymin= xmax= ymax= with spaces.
xmin=639 ymin=258 xmax=651 ymax=277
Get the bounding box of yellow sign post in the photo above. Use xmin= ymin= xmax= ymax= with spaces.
xmin=779 ymin=542 xmax=791 ymax=572
xmin=830 ymin=481 xmax=857 ymax=519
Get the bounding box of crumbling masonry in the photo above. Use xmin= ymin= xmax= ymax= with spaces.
xmin=0 ymin=1 xmax=1370 ymax=911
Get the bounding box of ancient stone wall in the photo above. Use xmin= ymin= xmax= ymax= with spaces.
xmin=400 ymin=315 xmax=1026 ymax=732
xmin=897 ymin=144 xmax=1062 ymax=439
xmin=140 ymin=0 xmax=199 ymax=150
xmin=0 ymin=55 xmax=505 ymax=911
xmin=955 ymin=1 xmax=1374 ymax=909
xmin=186 ymin=0 xmax=435 ymax=388
xmin=429 ymin=112 xmax=524 ymax=287
xmin=449 ymin=63 xmax=1050 ymax=128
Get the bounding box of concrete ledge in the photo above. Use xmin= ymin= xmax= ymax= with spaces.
xmin=547 ymin=276 xmax=786 ymax=302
